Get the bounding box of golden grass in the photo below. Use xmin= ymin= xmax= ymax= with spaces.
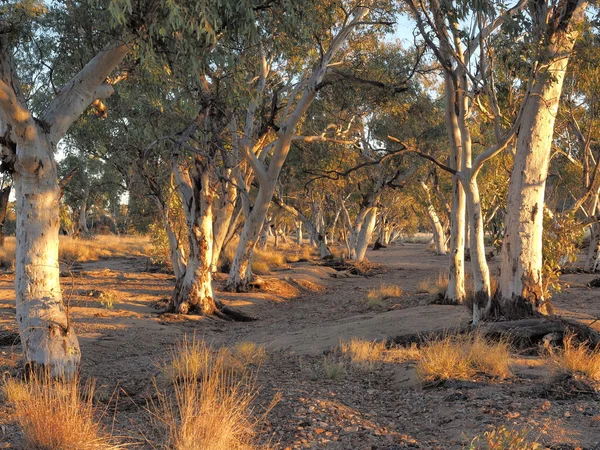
xmin=548 ymin=334 xmax=600 ymax=381
xmin=234 ymin=341 xmax=266 ymax=366
xmin=339 ymin=338 xmax=420 ymax=370
xmin=416 ymin=332 xmax=511 ymax=383
xmin=59 ymin=235 xmax=151 ymax=264
xmin=466 ymin=425 xmax=542 ymax=450
xmin=415 ymin=272 xmax=448 ymax=295
xmin=340 ymin=339 xmax=386 ymax=368
xmin=152 ymin=335 xmax=274 ymax=450
xmin=251 ymin=260 xmax=271 ymax=275
xmin=367 ymin=284 xmax=403 ymax=301
xmin=0 ymin=235 xmax=151 ymax=268
xmin=3 ymin=374 xmax=116 ymax=450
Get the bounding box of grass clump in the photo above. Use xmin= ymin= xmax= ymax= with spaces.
xmin=250 ymin=260 xmax=271 ymax=275
xmin=416 ymin=272 xmax=448 ymax=295
xmin=466 ymin=425 xmax=541 ymax=449
xmin=234 ymin=341 xmax=266 ymax=366
xmin=340 ymin=338 xmax=387 ymax=369
xmin=340 ymin=338 xmax=421 ymax=369
xmin=3 ymin=374 xmax=115 ymax=450
xmin=365 ymin=284 xmax=403 ymax=308
xmin=416 ymin=332 xmax=511 ymax=383
xmin=152 ymin=335 xmax=274 ymax=450
xmin=322 ymin=357 xmax=346 ymax=380
xmin=548 ymin=334 xmax=600 ymax=381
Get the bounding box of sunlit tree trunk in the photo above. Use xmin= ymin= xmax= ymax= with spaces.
xmin=355 ymin=207 xmax=377 ymax=261
xmin=0 ymin=40 xmax=128 ymax=377
xmin=499 ymin=0 xmax=586 ymax=317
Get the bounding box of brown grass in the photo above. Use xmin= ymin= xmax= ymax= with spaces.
xmin=415 ymin=272 xmax=448 ymax=295
xmin=548 ymin=334 xmax=600 ymax=381
xmin=60 ymin=235 xmax=151 ymax=264
xmin=340 ymin=338 xmax=420 ymax=369
xmin=3 ymin=374 xmax=116 ymax=450
xmin=0 ymin=235 xmax=151 ymax=269
xmin=152 ymin=335 xmax=275 ymax=450
xmin=416 ymin=332 xmax=511 ymax=383
xmin=367 ymin=284 xmax=403 ymax=301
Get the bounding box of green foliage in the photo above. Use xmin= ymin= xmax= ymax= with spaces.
xmin=542 ymin=211 xmax=583 ymax=297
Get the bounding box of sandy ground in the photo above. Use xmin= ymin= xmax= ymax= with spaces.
xmin=1 ymin=242 xmax=600 ymax=449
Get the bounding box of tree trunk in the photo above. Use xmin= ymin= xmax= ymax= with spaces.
xmin=226 ymin=183 xmax=274 ymax=291
xmin=0 ymin=184 xmax=11 ymax=247
xmin=15 ymin=139 xmax=80 ymax=378
xmin=499 ymin=2 xmax=585 ymax=318
xmin=354 ymin=207 xmax=377 ymax=262
xmin=585 ymin=222 xmax=600 ymax=272
xmin=466 ymin=177 xmax=492 ymax=323
xmin=426 ymin=205 xmax=447 ymax=255
xmin=296 ymin=220 xmax=303 ymax=245
xmin=211 ymin=170 xmax=237 ymax=272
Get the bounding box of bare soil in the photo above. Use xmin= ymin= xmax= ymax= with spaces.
xmin=1 ymin=242 xmax=600 ymax=449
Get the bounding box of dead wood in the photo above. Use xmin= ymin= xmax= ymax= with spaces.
xmin=391 ymin=316 xmax=600 ymax=350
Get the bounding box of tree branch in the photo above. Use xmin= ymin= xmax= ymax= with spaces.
xmin=42 ymin=43 xmax=130 ymax=142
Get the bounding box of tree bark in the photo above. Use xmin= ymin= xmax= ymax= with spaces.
xmin=499 ymin=0 xmax=586 ymax=318
xmin=0 ymin=184 xmax=11 ymax=247
xmin=14 ymin=138 xmax=80 ymax=377
xmin=354 ymin=207 xmax=377 ymax=262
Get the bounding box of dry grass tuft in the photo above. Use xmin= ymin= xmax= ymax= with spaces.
xmin=254 ymin=248 xmax=287 ymax=269
xmin=234 ymin=341 xmax=266 ymax=366
xmin=284 ymin=245 xmax=315 ymax=263
xmin=250 ymin=260 xmax=271 ymax=275
xmin=322 ymin=357 xmax=346 ymax=380
xmin=152 ymin=335 xmax=275 ymax=450
xmin=466 ymin=425 xmax=542 ymax=449
xmin=3 ymin=374 xmax=116 ymax=450
xmin=340 ymin=338 xmax=421 ymax=370
xmin=548 ymin=334 xmax=600 ymax=381
xmin=416 ymin=272 xmax=448 ymax=295
xmin=340 ymin=338 xmax=387 ymax=369
xmin=367 ymin=284 xmax=403 ymax=301
xmin=416 ymin=332 xmax=511 ymax=383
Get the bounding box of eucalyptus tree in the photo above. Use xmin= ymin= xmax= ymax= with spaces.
xmin=224 ymin=2 xmax=401 ymax=290
xmin=0 ymin=0 xmax=259 ymax=376
xmin=497 ymin=0 xmax=588 ymax=318
xmin=401 ymin=0 xmax=532 ymax=319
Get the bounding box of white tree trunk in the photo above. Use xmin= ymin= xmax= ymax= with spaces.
xmin=466 ymin=178 xmax=492 ymax=323
xmin=354 ymin=207 xmax=377 ymax=262
xmin=426 ymin=205 xmax=447 ymax=255
xmin=15 ymin=139 xmax=80 ymax=377
xmin=585 ymin=222 xmax=600 ymax=272
xmin=227 ymin=183 xmax=274 ymax=291
xmin=211 ymin=170 xmax=237 ymax=272
xmin=296 ymin=220 xmax=303 ymax=244
xmin=499 ymin=4 xmax=585 ymax=317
